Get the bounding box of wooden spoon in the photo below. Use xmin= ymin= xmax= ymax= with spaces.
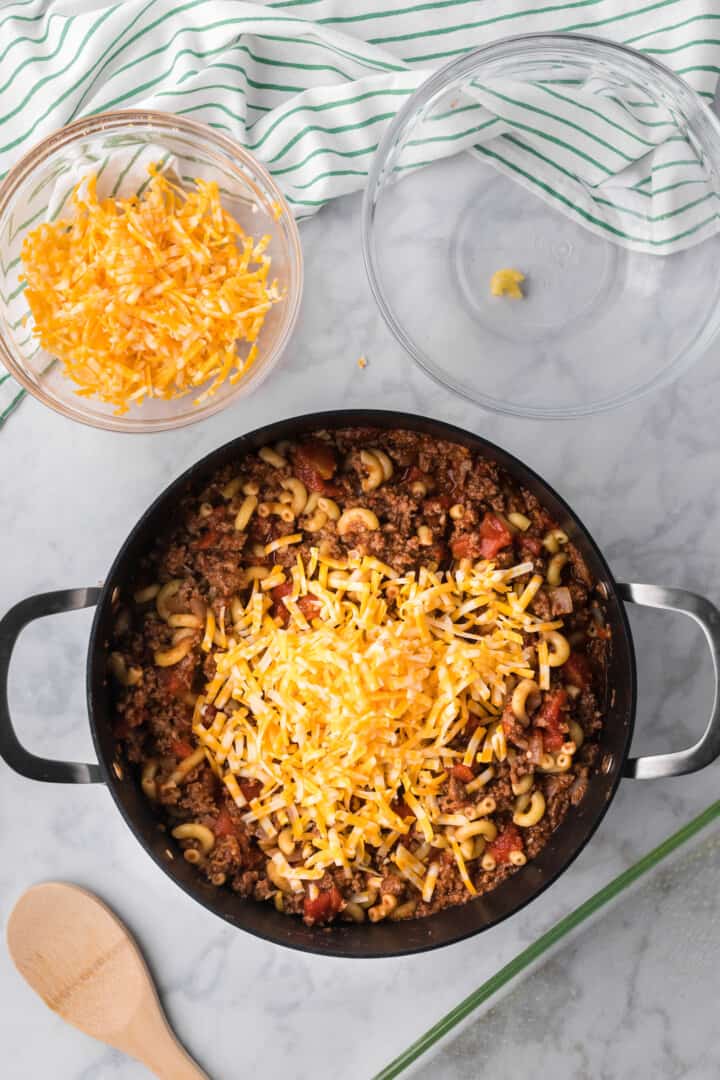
xmin=6 ymin=882 xmax=209 ymax=1080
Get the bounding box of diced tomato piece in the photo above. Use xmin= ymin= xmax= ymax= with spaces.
xmin=292 ymin=439 xmax=337 ymax=491
xmin=271 ymin=582 xmax=293 ymax=625
xmin=272 ymin=584 xmax=320 ymax=625
xmin=543 ymin=729 xmax=565 ymax=752
xmin=487 ymin=824 xmax=524 ymax=865
xmin=194 ymin=528 xmax=218 ymax=550
xmin=436 ymin=493 xmax=454 ymax=509
xmin=451 ymin=764 xmax=475 ymax=783
xmin=297 ymin=595 xmax=321 ymax=621
xmin=535 ymin=689 xmax=569 ymax=751
xmin=292 ymin=459 xmax=323 ymax=493
xmin=519 ymin=535 xmax=543 ymax=557
xmin=537 ymin=688 xmax=568 ymax=725
xmin=305 ymin=440 xmax=336 ymax=479
xmin=303 ymin=885 xmax=344 ymax=924
xmin=240 ymin=778 xmax=262 ymax=802
xmin=214 ymin=806 xmax=237 ymax=838
xmin=321 ymin=481 xmax=343 ymax=497
xmin=451 ymin=516 xmax=513 ymax=561
xmin=294 ymin=464 xmax=325 ymax=493
xmin=159 ymin=663 xmax=193 ymax=698
xmin=171 ymin=738 xmax=194 ymax=760
xmin=271 ymin=582 xmax=293 ymax=602
xmin=451 ymin=534 xmax=481 ymax=560
xmin=563 ymin=652 xmax=593 ymax=690
xmin=478 ymin=513 xmax=513 ymax=559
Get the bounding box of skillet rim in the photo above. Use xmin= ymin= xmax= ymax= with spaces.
xmin=87 ymin=409 xmax=636 ymax=958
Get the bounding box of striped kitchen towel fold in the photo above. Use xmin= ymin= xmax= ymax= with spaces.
xmin=1 ymin=0 xmax=719 ymax=427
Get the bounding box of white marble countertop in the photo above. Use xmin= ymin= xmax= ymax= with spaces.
xmin=1 ymin=188 xmax=720 ymax=1080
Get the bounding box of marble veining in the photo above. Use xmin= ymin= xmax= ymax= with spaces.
xmin=1 ymin=189 xmax=719 ymax=1080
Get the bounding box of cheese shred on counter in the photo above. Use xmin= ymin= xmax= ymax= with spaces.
xmin=194 ymin=554 xmax=563 ymax=894
xmin=20 ymin=167 xmax=280 ymax=413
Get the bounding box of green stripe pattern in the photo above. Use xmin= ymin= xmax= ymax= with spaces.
xmin=1 ymin=0 xmax=720 ymax=422
xmin=0 ymin=1 xmax=718 ymax=226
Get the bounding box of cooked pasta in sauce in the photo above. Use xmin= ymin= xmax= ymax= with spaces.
xmin=111 ymin=428 xmax=610 ymax=926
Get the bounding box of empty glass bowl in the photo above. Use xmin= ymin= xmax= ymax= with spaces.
xmin=0 ymin=111 xmax=303 ymax=432
xmin=363 ymin=35 xmax=720 ymax=418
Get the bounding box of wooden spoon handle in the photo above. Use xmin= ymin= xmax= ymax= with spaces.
xmin=141 ymin=1038 xmax=210 ymax=1080
xmin=123 ymin=1006 xmax=211 ymax=1080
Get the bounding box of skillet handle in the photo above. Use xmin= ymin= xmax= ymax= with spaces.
xmin=619 ymin=583 xmax=720 ymax=779
xmin=0 ymin=589 xmax=103 ymax=783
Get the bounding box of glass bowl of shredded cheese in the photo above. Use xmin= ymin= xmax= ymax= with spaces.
xmin=0 ymin=111 xmax=303 ymax=432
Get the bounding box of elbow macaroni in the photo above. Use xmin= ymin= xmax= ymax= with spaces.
xmin=156 ymin=580 xmax=182 ymax=621
xmin=511 ymin=678 xmax=540 ymax=724
xmin=544 ymin=630 xmax=571 ymax=667
xmin=281 ymin=477 xmax=308 ymax=516
xmin=317 ymin=496 xmax=340 ymax=521
xmin=374 ymin=449 xmax=393 ymax=481
xmin=258 ymin=501 xmax=295 ymax=524
xmin=511 ymin=773 xmax=535 ymax=796
xmin=134 ymin=583 xmax=159 ymax=604
xmin=258 ymin=446 xmax=287 ymax=469
xmin=235 ymin=494 xmax=258 ymax=531
xmin=168 ymin=746 xmax=206 ymax=785
xmin=109 ymin=651 xmax=142 ymax=686
xmin=303 ymin=509 xmax=328 ymax=533
xmin=360 ymin=449 xmax=385 ymax=492
xmin=543 ymin=528 xmax=568 ymax=554
xmin=140 ymin=759 xmax=160 ymax=799
xmin=513 ymin=790 xmax=546 ymax=828
xmin=490 ymin=267 xmax=525 ymax=298
xmin=337 ymin=507 xmax=380 ymax=535
xmin=546 ymin=552 xmax=568 ymax=586
xmin=221 ymin=476 xmax=243 ymax=500
xmin=508 ymin=512 xmax=531 ymax=531
xmin=154 ymin=638 xmax=193 ymax=667
xmin=172 ymin=822 xmax=216 ymax=854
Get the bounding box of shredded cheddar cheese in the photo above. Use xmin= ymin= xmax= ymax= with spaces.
xmin=20 ymin=167 xmax=280 ymax=413
xmin=193 ymin=554 xmax=563 ymax=896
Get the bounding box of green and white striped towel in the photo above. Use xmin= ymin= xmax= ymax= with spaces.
xmin=1 ymin=0 xmax=719 ymax=426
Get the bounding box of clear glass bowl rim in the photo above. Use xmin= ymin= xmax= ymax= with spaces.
xmin=0 ymin=109 xmax=304 ymax=433
xmin=361 ymin=32 xmax=720 ymax=420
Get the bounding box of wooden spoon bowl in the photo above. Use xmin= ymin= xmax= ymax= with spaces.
xmin=6 ymin=882 xmax=208 ymax=1079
